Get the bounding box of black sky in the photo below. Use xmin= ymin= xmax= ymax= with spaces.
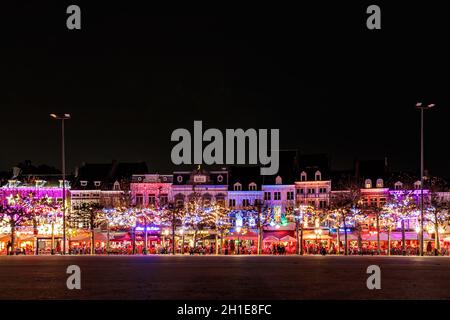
xmin=1 ymin=2 xmax=449 ymax=177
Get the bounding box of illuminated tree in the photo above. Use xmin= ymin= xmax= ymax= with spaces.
xmin=329 ymin=187 xmax=361 ymax=255
xmin=425 ymin=193 xmax=449 ymax=252
xmin=0 ymin=193 xmax=58 ymax=255
xmin=383 ymin=191 xmax=418 ymax=255
xmin=379 ymin=210 xmax=397 ymax=255
xmin=67 ymin=202 xmax=104 ymax=255
xmin=160 ymin=204 xmax=186 ymax=254
xmin=291 ymin=204 xmax=314 ymax=255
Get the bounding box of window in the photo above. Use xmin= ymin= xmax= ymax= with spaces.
xmin=319 ymin=200 xmax=327 ymax=208
xmin=249 ymin=182 xmax=257 ymax=191
xmin=308 ymin=188 xmax=315 ymax=194
xmin=274 ymin=192 xmax=281 ymax=200
xmin=264 ymin=192 xmax=271 ymax=201
xmin=275 ymin=176 xmax=282 ymax=185
xmin=234 ymin=183 xmax=242 ymax=191
xmin=136 ymin=194 xmax=143 ymax=205
xmin=300 ymin=171 xmax=307 ymax=181
xmin=319 ymin=187 xmax=327 ymax=194
xmin=315 ymin=171 xmax=321 ymax=181
xmin=365 ymin=179 xmax=372 ymax=189
xmin=176 ymin=199 xmax=184 ymax=207
xmin=394 ymin=181 xmax=403 ymax=190
xmin=177 ymin=175 xmax=183 ymax=183
xmin=376 ymin=179 xmax=383 ymax=188
xmin=217 ymin=175 xmax=223 ymax=183
xmin=414 ymin=181 xmax=421 ymax=189
xmin=94 ymin=181 xmax=101 ymax=187
xmin=229 ymin=199 xmax=236 ymax=207
xmin=148 ymin=194 xmax=156 ymax=205
xmin=80 ymin=181 xmax=87 ymax=187
xmin=287 ymin=191 xmax=294 ymax=200
xmin=113 ymin=181 xmax=121 ymax=191
xmin=160 ymin=195 xmax=168 ymax=205
xmin=380 ymin=197 xmax=386 ymax=206
xmin=242 ymin=199 xmax=250 ymax=207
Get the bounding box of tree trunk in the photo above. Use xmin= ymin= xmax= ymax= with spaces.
xmin=300 ymin=225 xmax=304 ymax=255
xmin=215 ymin=233 xmax=219 ymax=255
xmin=387 ymin=228 xmax=391 ymax=256
xmin=343 ymin=218 xmax=348 ymax=255
xmin=10 ymin=221 xmax=16 ymax=255
xmin=90 ymin=228 xmax=95 ymax=255
xmin=220 ymin=230 xmax=224 ymax=254
xmin=336 ymin=226 xmax=340 ymax=255
xmin=132 ymin=228 xmax=136 ymax=255
xmin=106 ymin=222 xmax=110 ymax=254
xmin=193 ymin=229 xmax=197 ymax=248
xmin=376 ymin=214 xmax=381 ymax=255
xmin=401 ymin=220 xmax=406 ymax=255
xmin=434 ymin=213 xmax=440 ymax=252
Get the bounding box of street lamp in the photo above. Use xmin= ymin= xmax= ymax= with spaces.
xmin=50 ymin=113 xmax=71 ymax=255
xmin=415 ymin=102 xmax=435 ymax=256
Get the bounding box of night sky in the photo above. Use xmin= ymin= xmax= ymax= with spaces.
xmin=1 ymin=3 xmax=448 ymax=177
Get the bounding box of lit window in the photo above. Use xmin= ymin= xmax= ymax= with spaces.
xmin=376 ymin=179 xmax=383 ymax=188
xmin=275 ymin=176 xmax=282 ymax=185
xmin=315 ymin=171 xmax=321 ymax=181
xmin=300 ymin=171 xmax=307 ymax=181
xmin=365 ymin=179 xmax=372 ymax=189
xmin=234 ymin=183 xmax=242 ymax=191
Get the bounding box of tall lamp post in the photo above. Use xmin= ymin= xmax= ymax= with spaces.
xmin=415 ymin=103 xmax=435 ymax=256
xmin=50 ymin=113 xmax=71 ymax=255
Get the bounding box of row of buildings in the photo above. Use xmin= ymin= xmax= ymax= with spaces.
xmin=1 ymin=154 xmax=449 ymax=255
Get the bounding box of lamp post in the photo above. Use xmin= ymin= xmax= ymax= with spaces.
xmin=415 ymin=102 xmax=435 ymax=256
xmin=50 ymin=113 xmax=70 ymax=255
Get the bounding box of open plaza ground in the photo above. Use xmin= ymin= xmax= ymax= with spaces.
xmin=1 ymin=255 xmax=450 ymax=300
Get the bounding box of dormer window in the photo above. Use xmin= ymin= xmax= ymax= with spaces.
xmin=414 ymin=181 xmax=421 ymax=190
xmin=376 ymin=178 xmax=383 ymax=188
xmin=394 ymin=181 xmax=403 ymax=190
xmin=249 ymin=182 xmax=257 ymax=191
xmin=80 ymin=181 xmax=88 ymax=187
xmin=94 ymin=181 xmax=101 ymax=187
xmin=217 ymin=175 xmax=223 ymax=183
xmin=233 ymin=183 xmax=242 ymax=191
xmin=177 ymin=175 xmax=183 ymax=183
xmin=113 ymin=181 xmax=121 ymax=191
xmin=315 ymin=171 xmax=321 ymax=181
xmin=365 ymin=179 xmax=372 ymax=189
xmin=300 ymin=171 xmax=307 ymax=182
xmin=275 ymin=176 xmax=282 ymax=185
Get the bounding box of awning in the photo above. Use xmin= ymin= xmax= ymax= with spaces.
xmin=279 ymin=235 xmax=297 ymax=242
xmin=0 ymin=235 xmax=11 ymax=242
xmin=263 ymin=235 xmax=280 ymax=242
